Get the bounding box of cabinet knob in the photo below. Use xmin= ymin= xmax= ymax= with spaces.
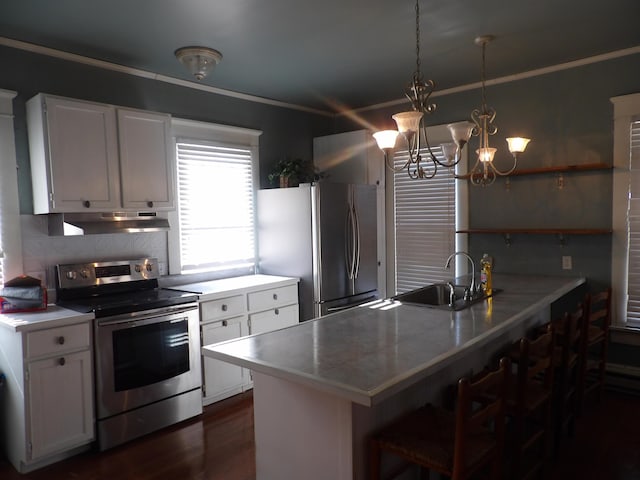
xmin=147 ymin=201 xmax=154 ymax=208
xmin=57 ymin=336 xmax=65 ymax=345
xmin=273 ymin=293 xmax=278 ymax=300
xmin=222 ymin=320 xmax=228 ymax=327
xmin=274 ymin=308 xmax=280 ymax=315
xmin=83 ymin=200 xmax=91 ymax=208
xmin=58 ymin=357 xmax=66 ymax=366
xmin=221 ymin=304 xmax=228 ymax=312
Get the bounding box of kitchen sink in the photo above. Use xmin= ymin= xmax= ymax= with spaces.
xmin=392 ymin=283 xmax=500 ymax=311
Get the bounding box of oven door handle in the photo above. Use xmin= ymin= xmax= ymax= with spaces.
xmin=97 ymin=304 xmax=198 ymax=327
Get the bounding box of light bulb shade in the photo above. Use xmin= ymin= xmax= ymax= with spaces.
xmin=392 ymin=111 xmax=424 ymax=134
xmin=477 ymin=147 xmax=497 ymax=163
xmin=440 ymin=142 xmax=458 ymax=162
xmin=447 ymin=121 xmax=475 ymax=148
xmin=175 ymin=46 xmax=223 ymax=81
xmin=373 ymin=130 xmax=399 ymax=150
xmin=506 ymin=137 xmax=531 ymax=154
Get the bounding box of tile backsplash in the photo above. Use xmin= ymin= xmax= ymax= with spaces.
xmin=21 ymin=215 xmax=168 ymax=291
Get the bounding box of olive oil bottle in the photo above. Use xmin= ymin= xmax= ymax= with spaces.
xmin=480 ymin=254 xmax=493 ymax=295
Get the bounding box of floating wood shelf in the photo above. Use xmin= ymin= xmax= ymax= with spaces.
xmin=455 ymin=162 xmax=612 ymax=181
xmin=457 ymin=228 xmax=612 ymax=235
xmin=457 ymin=228 xmax=612 ymax=246
xmin=507 ymin=162 xmax=612 ymax=177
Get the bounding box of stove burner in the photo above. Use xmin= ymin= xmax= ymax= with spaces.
xmin=58 ymin=288 xmax=198 ymax=318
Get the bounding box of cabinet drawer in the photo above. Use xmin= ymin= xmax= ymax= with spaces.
xmin=27 ymin=323 xmax=91 ymax=359
xmin=248 ymin=285 xmax=298 ymax=312
xmin=250 ymin=304 xmax=299 ymax=335
xmin=201 ymin=295 xmax=245 ymax=322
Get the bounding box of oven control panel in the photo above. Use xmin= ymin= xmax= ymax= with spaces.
xmin=57 ymin=258 xmax=159 ymax=289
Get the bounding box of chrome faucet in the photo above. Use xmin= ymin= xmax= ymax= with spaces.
xmin=444 ymin=251 xmax=477 ymax=300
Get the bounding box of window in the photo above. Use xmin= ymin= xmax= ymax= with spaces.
xmin=624 ymin=119 xmax=640 ymax=326
xmin=169 ymin=119 xmax=261 ymax=276
xmin=611 ymin=93 xmax=640 ymax=328
xmin=391 ymin=124 xmax=468 ymax=295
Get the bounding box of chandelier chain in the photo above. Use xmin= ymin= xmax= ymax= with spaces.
xmin=481 ymin=41 xmax=487 ymax=112
xmin=414 ymin=0 xmax=421 ymax=80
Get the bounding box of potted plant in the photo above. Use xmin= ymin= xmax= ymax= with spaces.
xmin=268 ymin=157 xmax=322 ymax=188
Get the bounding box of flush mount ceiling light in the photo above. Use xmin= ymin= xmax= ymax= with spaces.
xmin=373 ymin=0 xmax=456 ymax=180
xmin=175 ymin=46 xmax=223 ymax=81
xmin=446 ymin=35 xmax=531 ymax=186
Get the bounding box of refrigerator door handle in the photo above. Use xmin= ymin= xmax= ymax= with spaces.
xmin=345 ymin=203 xmax=356 ymax=279
xmin=353 ymin=202 xmax=361 ymax=279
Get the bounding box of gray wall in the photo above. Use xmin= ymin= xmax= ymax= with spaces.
xmin=0 ymin=45 xmax=333 ymax=214
xmin=0 ymin=44 xmax=334 ymax=288
xmin=335 ymin=53 xmax=640 ymax=292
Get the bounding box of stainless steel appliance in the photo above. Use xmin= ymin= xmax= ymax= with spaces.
xmin=55 ymin=258 xmax=202 ymax=451
xmin=258 ymin=182 xmax=378 ymax=320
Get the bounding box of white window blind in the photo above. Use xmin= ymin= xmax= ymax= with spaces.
xmin=176 ymin=140 xmax=256 ymax=275
xmin=625 ymin=119 xmax=640 ymax=326
xmin=394 ymin=147 xmax=456 ymax=294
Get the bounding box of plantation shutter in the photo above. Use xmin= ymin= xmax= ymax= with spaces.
xmin=626 ymin=119 xmax=640 ymax=326
xmin=394 ymin=146 xmax=456 ymax=294
xmin=175 ymin=140 xmax=255 ymax=274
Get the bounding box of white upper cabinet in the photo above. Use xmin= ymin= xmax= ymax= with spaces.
xmin=117 ymin=108 xmax=174 ymax=210
xmin=27 ymin=95 xmax=121 ymax=213
xmin=27 ymin=94 xmax=175 ymax=214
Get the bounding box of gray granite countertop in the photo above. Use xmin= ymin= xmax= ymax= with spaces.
xmin=203 ymin=274 xmax=584 ymax=406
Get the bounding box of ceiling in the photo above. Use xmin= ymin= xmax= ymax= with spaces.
xmin=1 ymin=0 xmax=639 ymax=112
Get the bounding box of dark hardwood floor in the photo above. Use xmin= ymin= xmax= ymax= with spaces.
xmin=1 ymin=389 xmax=639 ymax=479
xmin=0 ymin=392 xmax=256 ymax=480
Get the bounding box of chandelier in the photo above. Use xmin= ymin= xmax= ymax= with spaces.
xmin=372 ymin=0 xmax=460 ymax=179
xmin=446 ymin=35 xmax=531 ymax=186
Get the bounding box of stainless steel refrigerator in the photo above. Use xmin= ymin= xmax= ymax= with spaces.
xmin=257 ymin=182 xmax=378 ymax=321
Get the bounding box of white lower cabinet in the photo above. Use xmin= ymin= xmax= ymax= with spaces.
xmin=201 ymin=315 xmax=248 ymax=405
xmin=0 ymin=318 xmax=94 ymax=473
xmin=191 ymin=275 xmax=299 ymax=405
xmin=27 ymin=349 xmax=94 ymax=460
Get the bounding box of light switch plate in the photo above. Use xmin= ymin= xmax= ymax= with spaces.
xmin=562 ymin=256 xmax=572 ymax=270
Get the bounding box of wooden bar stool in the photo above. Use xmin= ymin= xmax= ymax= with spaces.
xmin=369 ymin=357 xmax=510 ymax=480
xmin=551 ymin=305 xmax=584 ymax=456
xmin=507 ymin=324 xmax=555 ymax=480
xmin=578 ymin=287 xmax=612 ymax=414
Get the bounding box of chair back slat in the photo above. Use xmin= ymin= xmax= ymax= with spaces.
xmin=454 ymin=357 xmax=509 ymax=472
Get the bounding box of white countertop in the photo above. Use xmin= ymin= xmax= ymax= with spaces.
xmin=0 ymin=305 xmax=94 ymax=333
xmin=203 ymin=274 xmax=585 ymax=406
xmin=169 ymin=274 xmax=298 ymax=301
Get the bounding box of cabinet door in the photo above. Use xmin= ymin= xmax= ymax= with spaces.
xmin=27 ymin=350 xmax=94 ymax=461
xmin=250 ymin=304 xmax=299 ymax=335
xmin=117 ymin=108 xmax=175 ymax=210
xmin=201 ymin=316 xmax=247 ymax=404
xmin=37 ymin=96 xmax=121 ymax=212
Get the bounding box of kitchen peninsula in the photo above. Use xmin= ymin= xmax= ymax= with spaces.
xmin=203 ymin=274 xmax=585 ymax=480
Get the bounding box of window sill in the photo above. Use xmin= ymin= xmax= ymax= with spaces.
xmin=611 ymin=325 xmax=640 ymax=346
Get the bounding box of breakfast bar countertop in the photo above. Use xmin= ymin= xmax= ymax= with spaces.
xmin=203 ymin=274 xmax=585 ymax=407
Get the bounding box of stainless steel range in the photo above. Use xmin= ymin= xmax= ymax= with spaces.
xmin=56 ymin=258 xmax=202 ymax=451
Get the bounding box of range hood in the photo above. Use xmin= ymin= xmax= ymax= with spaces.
xmin=47 ymin=212 xmax=170 ymax=236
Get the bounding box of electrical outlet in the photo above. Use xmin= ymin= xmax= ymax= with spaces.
xmin=562 ymin=256 xmax=572 ymax=270
xmin=158 ymin=262 xmax=166 ymax=276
